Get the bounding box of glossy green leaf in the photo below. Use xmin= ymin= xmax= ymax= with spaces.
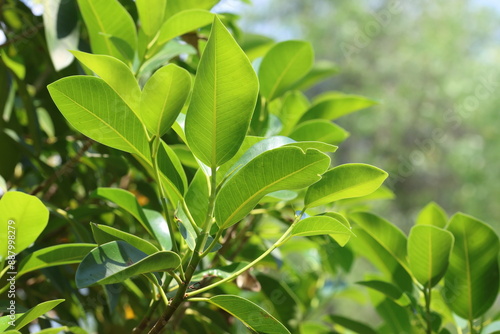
xmin=289 ymin=120 xmax=350 ymax=145
xmin=185 ymin=17 xmax=259 ymax=168
xmin=91 ymin=223 xmax=159 ymax=255
xmin=165 ymin=0 xmax=219 ymax=18
xmin=443 ymin=213 xmax=499 ymax=320
xmin=43 ymin=0 xmax=79 ymax=71
xmin=77 ymin=0 xmax=137 ymax=63
xmin=157 ymin=10 xmax=214 ymax=45
xmin=408 ymin=225 xmax=454 ymax=288
xmin=289 ymin=61 xmax=339 ymax=91
xmin=157 ymin=140 xmax=188 ymax=197
xmin=16 ymin=243 xmax=96 ymax=278
xmin=136 ymin=0 xmax=166 ymax=36
xmin=215 ymin=147 xmax=330 ymax=229
xmin=207 ymin=295 xmax=291 ymax=334
xmin=48 ymin=76 xmax=149 ymax=155
xmin=416 ymin=202 xmax=448 ymax=228
xmin=323 ymin=212 xmax=352 ymax=246
xmin=285 ymin=141 xmax=337 ymax=153
xmin=259 ymin=40 xmax=314 ymax=100
xmin=300 ymin=93 xmax=378 ymax=122
xmin=356 ymin=280 xmax=411 ymax=306
xmin=140 ymin=64 xmax=191 ymax=137
xmin=329 ymin=315 xmax=377 ymax=334
xmin=0 ymin=299 xmax=64 ymax=331
xmin=71 ymin=51 xmax=141 ymax=115
xmin=143 ymin=209 xmax=173 ymax=251
xmin=0 ymin=191 xmax=49 ymax=262
xmin=305 ymin=163 xmax=388 ymax=208
xmin=183 ymin=169 xmax=210 ymax=227
xmin=277 ymin=90 xmax=310 ymax=136
xmin=291 ymin=216 xmax=353 ymax=246
xmin=76 ymin=241 xmax=181 ymax=288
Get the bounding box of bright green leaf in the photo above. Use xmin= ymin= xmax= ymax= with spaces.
xmin=291 ymin=216 xmax=354 ymax=246
xmin=289 ymin=61 xmax=339 ymax=92
xmin=157 ymin=10 xmax=214 ymax=45
xmin=416 ymin=202 xmax=448 ymax=228
xmin=165 ymin=0 xmax=219 ymax=18
xmin=276 ymin=91 xmax=310 ymax=136
xmin=323 ymin=212 xmax=352 ymax=246
xmin=301 ymin=93 xmax=378 ymax=122
xmin=356 ymin=280 xmax=411 ymax=306
xmin=289 ymin=120 xmax=350 ymax=145
xmin=91 ymin=223 xmax=159 ymax=255
xmin=136 ymin=0 xmax=166 ymax=36
xmin=0 ymin=299 xmax=64 ymax=331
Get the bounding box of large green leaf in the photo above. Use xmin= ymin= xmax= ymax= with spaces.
xmin=140 ymin=64 xmax=191 ymax=137
xmin=206 ymin=295 xmax=291 ymax=334
xmin=305 ymin=164 xmax=388 ymax=208
xmin=136 ymin=0 xmax=166 ymax=36
xmin=0 ymin=191 xmax=49 ymax=262
xmin=0 ymin=299 xmax=65 ymax=331
xmin=443 ymin=213 xmax=499 ymax=320
xmin=300 ymin=93 xmax=378 ymax=122
xmin=157 ymin=10 xmax=214 ymax=45
xmin=71 ymin=51 xmax=141 ymax=115
xmin=76 ymin=241 xmax=181 ymax=288
xmin=215 ymin=147 xmax=330 ymax=229
xmin=91 ymin=223 xmax=159 ymax=255
xmin=185 ymin=17 xmax=259 ymax=168
xmin=77 ymin=0 xmax=137 ymax=63
xmin=47 ymin=76 xmax=149 ymax=156
xmin=16 ymin=243 xmax=96 ymax=278
xmin=259 ymin=40 xmax=314 ymax=100
xmin=408 ymin=225 xmax=454 ymax=288
xmin=291 ymin=216 xmax=354 ymax=246
xmin=289 ymin=120 xmax=350 ymax=145
xmin=416 ymin=202 xmax=448 ymax=228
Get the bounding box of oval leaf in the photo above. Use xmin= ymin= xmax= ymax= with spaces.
xmin=91 ymin=223 xmax=159 ymax=255
xmin=408 ymin=225 xmax=454 ymax=288
xmin=157 ymin=9 xmax=214 ymax=45
xmin=291 ymin=216 xmax=354 ymax=246
xmin=185 ymin=17 xmax=259 ymax=168
xmin=136 ymin=0 xmax=166 ymax=37
xmin=0 ymin=299 xmax=65 ymax=331
xmin=215 ymin=146 xmax=330 ymax=229
xmin=301 ymin=93 xmax=378 ymax=122
xmin=76 ymin=241 xmax=181 ymax=288
xmin=305 ymin=163 xmax=388 ymax=208
xmin=289 ymin=119 xmax=350 ymax=145
xmin=416 ymin=202 xmax=448 ymax=228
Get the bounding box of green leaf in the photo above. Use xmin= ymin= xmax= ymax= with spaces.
xmin=77 ymin=0 xmax=137 ymax=64
xmin=416 ymin=202 xmax=448 ymax=228
xmin=329 ymin=315 xmax=377 ymax=334
xmin=323 ymin=212 xmax=352 ymax=246
xmin=207 ymin=295 xmax=291 ymax=334
xmin=140 ymin=64 xmax=191 ymax=137
xmin=71 ymin=51 xmax=141 ymax=115
xmin=136 ymin=0 xmax=166 ymax=36
xmin=291 ymin=216 xmax=354 ymax=246
xmin=16 ymin=243 xmax=96 ymax=278
xmin=408 ymin=225 xmax=454 ymax=288
xmin=215 ymin=147 xmax=330 ymax=229
xmin=349 ymin=212 xmax=409 ymax=270
xmin=48 ymin=76 xmax=149 ymax=155
xmin=277 ymin=90 xmax=310 ymax=136
xmin=143 ymin=209 xmax=172 ymax=251
xmin=289 ymin=61 xmax=339 ymax=91
xmin=91 ymin=223 xmax=159 ymax=255
xmin=305 ymin=163 xmax=388 ymax=208
xmin=76 ymin=241 xmax=181 ymax=288
xmin=0 ymin=191 xmax=49 ymax=262
xmin=289 ymin=120 xmax=350 ymax=145
xmin=300 ymin=93 xmax=378 ymax=122
xmin=191 ymin=262 xmax=249 ymax=282
xmin=443 ymin=213 xmax=499 ymax=320
xmin=165 ymin=0 xmax=219 ymax=18
xmin=183 ymin=169 xmax=210 ymax=227
xmin=259 ymin=40 xmax=314 ymax=100
xmin=157 ymin=140 xmax=188 ymax=197
xmin=43 ymin=0 xmax=79 ymax=71
xmin=185 ymin=17 xmax=259 ymax=168
xmin=375 ymin=299 xmax=412 ymax=334
xmin=157 ymin=10 xmax=215 ymax=45
xmin=356 ymin=280 xmax=411 ymax=306
xmin=0 ymin=299 xmax=65 ymax=331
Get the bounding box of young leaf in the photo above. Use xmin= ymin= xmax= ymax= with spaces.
xmin=0 ymin=299 xmax=65 ymax=331
xmin=48 ymin=76 xmax=150 ymax=156
xmin=91 ymin=223 xmax=159 ymax=255
xmin=416 ymin=202 xmax=448 ymax=228
xmin=136 ymin=0 xmax=166 ymax=37
xmin=305 ymin=163 xmax=388 ymax=208
xmin=0 ymin=191 xmax=49 ymax=262
xmin=300 ymin=93 xmax=378 ymax=122
xmin=207 ymin=295 xmax=291 ymax=334
xmin=77 ymin=0 xmax=137 ymax=64
xmin=259 ymin=40 xmax=314 ymax=100
xmin=76 ymin=241 xmax=181 ymax=288
xmin=157 ymin=10 xmax=215 ymax=45
xmin=291 ymin=216 xmax=354 ymax=246
xmin=289 ymin=120 xmax=350 ymax=145
xmin=215 ymin=147 xmax=330 ymax=229
xmin=408 ymin=225 xmax=454 ymax=288
xmin=443 ymin=213 xmax=499 ymax=320
xmin=140 ymin=64 xmax=191 ymax=137
xmin=71 ymin=51 xmax=141 ymax=115
xmin=185 ymin=17 xmax=259 ymax=168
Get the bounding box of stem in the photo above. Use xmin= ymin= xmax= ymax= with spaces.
xmin=200 ymin=228 xmax=224 ymax=258
xmin=132 ymin=299 xmax=161 ymax=334
xmin=469 ymin=319 xmax=475 ymax=334
xmin=180 ymin=199 xmax=200 ymax=236
xmin=424 ymin=287 xmax=432 ymax=334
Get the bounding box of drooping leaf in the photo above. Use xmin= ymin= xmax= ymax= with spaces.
xmin=291 ymin=216 xmax=353 ymax=246
xmin=259 ymin=40 xmax=314 ymax=100
xmin=71 ymin=51 xmax=141 ymax=115
xmin=443 ymin=213 xmax=499 ymax=320
xmin=0 ymin=191 xmax=49 ymax=262
xmin=0 ymin=299 xmax=65 ymax=331
xmin=215 ymin=147 xmax=330 ymax=229
xmin=416 ymin=202 xmax=448 ymax=228
xmin=76 ymin=241 xmax=181 ymax=288
xmin=157 ymin=10 xmax=215 ymax=45
xmin=77 ymin=0 xmax=137 ymax=63
xmin=140 ymin=64 xmax=191 ymax=137
xmin=305 ymin=164 xmax=388 ymax=208
xmin=289 ymin=120 xmax=350 ymax=145
xmin=300 ymin=93 xmax=378 ymax=122
xmin=91 ymin=223 xmax=159 ymax=255
xmin=207 ymin=295 xmax=291 ymax=334
xmin=136 ymin=0 xmax=166 ymax=36
xmin=408 ymin=225 xmax=454 ymax=288
xmin=185 ymin=17 xmax=259 ymax=168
